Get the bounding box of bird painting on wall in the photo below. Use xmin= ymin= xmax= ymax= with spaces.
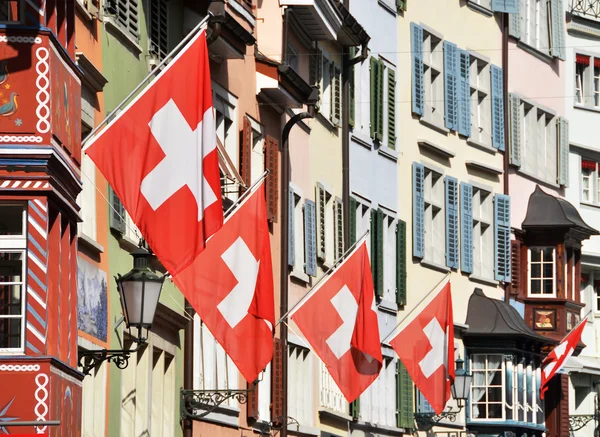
xmin=0 ymin=61 xmax=10 ymax=85
xmin=0 ymin=92 xmax=18 ymax=117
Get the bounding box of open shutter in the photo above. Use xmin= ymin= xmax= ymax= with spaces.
xmin=350 ymin=398 xmax=360 ymax=420
xmin=397 ymin=0 xmax=407 ymax=11
xmin=239 ymin=116 xmax=252 ymax=189
xmin=397 ymin=360 xmax=414 ymax=430
xmin=460 ymin=183 xmax=474 ymax=274
xmin=491 ymin=0 xmax=518 ymax=13
xmin=550 ymin=0 xmax=566 ymax=60
xmin=271 ymin=338 xmax=283 ymax=420
xmin=375 ymin=209 xmax=384 ymax=298
xmin=247 ymin=380 xmax=259 ymax=421
xmin=396 ymin=220 xmax=407 ymax=306
xmin=334 ymin=198 xmax=344 ymax=260
xmin=509 ymin=8 xmax=521 ymax=39
xmin=443 ymin=41 xmax=458 ymax=131
xmin=457 ymin=49 xmax=471 ymax=137
xmin=370 ymin=209 xmax=377 ymax=288
xmin=557 ymin=117 xmax=569 ymax=186
xmin=289 ymin=187 xmax=295 ymax=267
xmin=508 ymin=93 xmax=522 ymax=167
xmin=349 ymin=48 xmax=356 ymax=128
xmin=370 ymin=57 xmax=379 ymax=140
xmin=370 ymin=58 xmax=384 ymax=141
xmin=411 ymin=23 xmax=424 ymax=116
xmin=413 ymin=163 xmax=425 ymax=258
xmin=376 ymin=59 xmax=385 ymax=141
xmin=445 ymin=176 xmax=459 ymax=269
xmin=265 ymin=135 xmax=279 ymax=222
xmin=349 ymin=197 xmax=357 ymax=246
xmin=304 ymin=200 xmax=317 ymax=277
xmin=510 ymin=239 xmax=521 ymax=292
xmin=109 ymin=186 xmax=126 ymax=233
xmin=388 ymin=69 xmax=397 ymax=149
xmin=491 ymin=65 xmax=505 ymax=151
xmin=494 ymin=194 xmax=511 ymax=282
xmin=331 ymin=65 xmax=341 ymax=126
xmin=316 ymin=184 xmax=326 ymax=261
xmin=309 ymin=47 xmax=323 ymax=108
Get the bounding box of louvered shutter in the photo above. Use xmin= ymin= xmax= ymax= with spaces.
xmin=494 ymin=194 xmax=511 ymax=282
xmin=370 ymin=209 xmax=377 ymax=287
xmin=370 ymin=58 xmax=384 ymax=142
xmin=304 ymin=200 xmax=317 ymax=277
xmin=370 ymin=57 xmax=378 ymax=140
xmin=375 ymin=209 xmax=384 ymax=298
xmin=331 ymin=65 xmax=341 ymax=126
xmin=509 ymin=8 xmax=521 ymax=39
xmin=491 ymin=65 xmax=505 ymax=151
xmin=388 ymin=69 xmax=397 ymax=149
xmin=557 ymin=117 xmax=569 ymax=186
xmin=288 ymin=187 xmax=295 ymax=267
xmin=396 ymin=220 xmax=407 ymax=306
xmin=413 ymin=163 xmax=425 ymax=258
xmin=271 ymin=338 xmax=284 ymax=420
xmin=149 ymin=0 xmax=168 ymax=60
xmin=458 ymin=50 xmax=471 ymax=137
xmin=316 ymin=184 xmax=326 ymax=261
xmin=109 ymin=186 xmax=126 ymax=233
xmin=334 ymin=198 xmax=344 ymax=260
xmin=508 ymin=93 xmax=522 ymax=167
xmin=349 ymin=197 xmax=357 ymax=246
xmin=411 ymin=23 xmax=424 ymax=116
xmin=459 ymin=185 xmax=473 ymax=276
xmin=444 ymin=41 xmax=458 ymax=131
xmin=397 ymin=360 xmax=414 ymax=429
xmin=445 ymin=177 xmax=459 ymax=269
xmin=239 ymin=116 xmax=252 ymax=190
xmin=349 ymin=48 xmax=356 ymax=129
xmin=550 ymin=0 xmax=566 ymax=60
xmin=397 ymin=0 xmax=407 ymax=11
xmin=376 ymin=59 xmax=385 ymax=141
xmin=309 ymin=48 xmax=323 ymax=108
xmin=510 ymin=239 xmax=521 ymax=291
xmin=491 ymin=0 xmax=519 ymax=13
xmin=265 ymin=136 xmax=279 ymax=222
xmin=247 ymin=380 xmax=259 ymax=421
xmin=350 ymin=398 xmax=360 ymax=420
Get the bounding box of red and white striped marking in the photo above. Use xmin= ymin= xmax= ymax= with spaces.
xmin=0 ymin=180 xmax=50 ymax=189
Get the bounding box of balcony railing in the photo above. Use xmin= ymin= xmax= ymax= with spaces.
xmin=571 ymin=0 xmax=600 ymax=20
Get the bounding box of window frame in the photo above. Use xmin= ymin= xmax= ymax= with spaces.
xmin=0 ymin=0 xmax=24 ymax=25
xmin=469 ymin=53 xmax=492 ymax=148
xmin=469 ymin=354 xmax=506 ymax=421
xmin=574 ymin=53 xmax=600 ymax=110
xmin=527 ymin=246 xmax=556 ymax=298
xmin=422 ymin=28 xmax=445 ymax=128
xmin=422 ymin=166 xmax=445 ymax=267
xmin=471 ymin=186 xmax=494 ymax=280
xmin=213 ymin=82 xmax=239 ymax=202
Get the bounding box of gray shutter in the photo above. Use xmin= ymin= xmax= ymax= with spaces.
xmin=491 ymin=0 xmax=519 ymax=13
xmin=304 ymin=200 xmax=317 ymax=277
xmin=509 ymin=8 xmax=521 ymax=39
xmin=458 ymin=50 xmax=471 ymax=137
xmin=149 ymin=0 xmax=168 ymax=59
xmin=331 ymin=65 xmax=341 ymax=126
xmin=413 ymin=163 xmax=425 ymax=258
xmin=288 ymin=187 xmax=295 ymax=267
xmin=349 ymin=197 xmax=357 ymax=246
xmin=310 ymin=48 xmax=323 ymax=108
xmin=491 ymin=65 xmax=505 ymax=151
xmin=316 ymin=183 xmax=326 ymax=261
xmin=557 ymin=117 xmax=569 ymax=186
xmin=509 ymin=93 xmax=522 ymax=167
xmin=109 ymin=186 xmax=126 ymax=234
xmin=334 ymin=198 xmax=344 ymax=260
xmin=411 ymin=23 xmax=425 ymax=116
xmin=460 ymin=183 xmax=473 ymax=274
xmin=550 ymin=0 xmax=566 ymax=60
xmin=445 ymin=176 xmax=459 ymax=269
xmin=444 ymin=41 xmax=458 ymax=131
xmin=494 ymin=194 xmax=511 ymax=282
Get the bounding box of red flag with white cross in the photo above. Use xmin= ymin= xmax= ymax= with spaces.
xmin=85 ymin=28 xmax=223 ymax=276
xmin=390 ymin=280 xmax=454 ymax=415
xmin=290 ymin=240 xmax=382 ymax=402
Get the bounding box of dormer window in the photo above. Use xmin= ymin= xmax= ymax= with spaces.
xmin=528 ymin=247 xmax=555 ymax=297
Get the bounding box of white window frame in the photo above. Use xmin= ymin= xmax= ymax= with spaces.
xmin=470 ymin=354 xmax=505 ymax=421
xmin=469 ymin=53 xmax=492 ymax=148
xmin=288 ymin=344 xmax=314 ymax=426
xmin=290 ymin=185 xmax=307 ymax=281
xmin=519 ymin=99 xmax=557 ymax=185
xmin=422 ymin=28 xmax=444 ymax=128
xmin=382 ymin=214 xmax=397 ymax=304
xmin=213 ymin=82 xmax=239 ymax=201
xmin=520 ymin=0 xmax=550 ymax=55
xmin=248 ymin=116 xmax=265 ymax=185
xmin=528 ymin=247 xmax=556 ymax=297
xmin=573 ymin=53 xmax=600 ymax=110
xmin=258 ymin=363 xmax=271 ymax=423
xmin=359 ymin=357 xmax=396 ymax=427
xmin=423 ymin=166 xmax=445 ymax=267
xmin=472 ymin=186 xmax=494 ymax=281
xmin=575 ymin=61 xmax=586 ymax=106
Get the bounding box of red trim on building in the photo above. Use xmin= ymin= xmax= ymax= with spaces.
xmin=577 ymin=54 xmax=591 ymax=65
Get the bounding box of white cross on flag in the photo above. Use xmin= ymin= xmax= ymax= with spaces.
xmin=85 ymin=28 xmax=223 ymax=276
xmin=389 ymin=280 xmax=454 ymax=415
xmin=540 ymin=316 xmax=587 ymax=399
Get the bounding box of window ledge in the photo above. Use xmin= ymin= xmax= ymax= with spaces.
xmin=318 ymin=408 xmax=352 ymax=423
xmin=377 ymin=0 xmax=397 ymax=16
xmin=467 ymin=139 xmax=497 ymax=155
xmin=351 ymin=132 xmax=374 ymax=150
xmin=418 ymin=138 xmax=455 ymax=158
xmin=377 ymin=146 xmax=398 ymax=161
xmin=574 ymin=103 xmax=600 ymax=114
xmin=465 ymin=160 xmax=503 ymax=176
xmin=104 ymin=17 xmax=142 ymax=56
xmin=420 ymin=117 xmax=450 ymax=135
xmin=78 ymin=233 xmax=104 ymax=255
xmin=469 ymin=274 xmax=498 ymax=287
xmin=420 ymin=259 xmax=451 ymax=273
xmin=316 ymin=112 xmax=339 ymax=133
xmin=117 ymin=234 xmax=139 ymax=253
xmin=377 ymin=299 xmax=398 ymax=313
xmin=195 ymin=404 xmax=240 ymax=428
xmin=291 ymin=269 xmax=310 ymax=283
xmin=75 ymin=0 xmax=94 ymax=21
xmin=581 ymin=201 xmax=600 ymax=210
xmin=516 ymin=40 xmax=553 ymax=63
xmin=288 ymin=424 xmax=320 ymax=435
xmin=466 ymin=1 xmax=494 ymax=17
xmin=350 ymin=420 xmax=406 ymax=435
xmin=322 ymin=261 xmax=334 ymax=270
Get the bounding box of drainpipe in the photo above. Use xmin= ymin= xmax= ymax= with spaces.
xmin=183 ymin=301 xmax=195 ymax=437
xmin=207 ymin=0 xmax=225 ymax=45
xmin=502 ymin=11 xmax=510 ymax=303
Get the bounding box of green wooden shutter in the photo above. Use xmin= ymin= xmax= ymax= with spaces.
xmin=396 ymin=220 xmax=407 ymax=306
xmin=370 ymin=57 xmax=384 ymax=141
xmin=397 ymin=360 xmax=414 ymax=429
xmin=350 ymin=398 xmax=360 ymax=420
xmin=334 ymin=198 xmax=344 ymax=260
xmin=349 ymin=197 xmax=357 ymax=246
xmin=397 ymin=0 xmax=407 ymax=11
xmin=349 ymin=48 xmax=356 ymax=128
xmin=370 ymin=209 xmax=380 ymax=297
xmin=388 ymin=69 xmax=397 ymax=149
xmin=376 ymin=59 xmax=385 ymax=141
xmin=109 ymin=186 xmax=126 ymax=234
xmin=557 ymin=117 xmax=569 ymax=186
xmin=375 ymin=209 xmax=384 ymax=299
xmin=370 ymin=57 xmax=378 ymax=140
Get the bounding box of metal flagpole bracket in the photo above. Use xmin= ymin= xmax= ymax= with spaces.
xmin=180 ymin=381 xmax=258 ymax=421
xmin=414 ymin=407 xmax=460 ymax=429
xmin=258 ymin=416 xmax=299 ymax=436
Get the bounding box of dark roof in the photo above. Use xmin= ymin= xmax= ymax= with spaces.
xmin=464 ymin=289 xmax=555 ymax=344
xmin=522 ymin=185 xmax=598 ymax=236
xmin=334 ymin=1 xmax=371 ymax=47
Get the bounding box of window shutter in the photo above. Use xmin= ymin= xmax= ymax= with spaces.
xmin=557 ymin=117 xmax=569 ymax=186
xmin=457 ymin=49 xmax=471 ymax=137
xmin=289 ymin=187 xmax=295 ymax=268
xmin=411 ymin=23 xmax=425 ymax=116
xmin=396 ymin=220 xmax=407 ymax=306
xmin=349 ymin=197 xmax=357 ymax=246
xmin=491 ymin=65 xmax=505 ymax=151
xmin=369 ymin=58 xmax=384 ymax=142
xmin=334 ymin=198 xmax=344 ymax=260
xmin=376 ymin=59 xmax=385 ymax=142
xmin=375 ymin=209 xmax=384 ymax=298
xmin=397 ymin=0 xmax=407 ymax=11
xmin=239 ymin=116 xmax=252 ymax=190
xmin=509 ymin=9 xmax=521 ymax=39
xmin=316 ymin=184 xmax=326 ymax=261
xmin=550 ymin=0 xmax=566 ymax=60
xmin=397 ymin=360 xmax=414 ymax=430
xmin=309 ymin=48 xmax=323 ymax=108
xmin=460 ymin=183 xmax=473 ymax=274
xmin=109 ymin=186 xmax=126 ymax=234
xmin=445 ymin=176 xmax=459 ymax=269
xmin=304 ymin=200 xmax=317 ymax=277
xmin=349 ymin=48 xmax=356 ymax=129
xmin=370 ymin=57 xmax=378 ymax=140
xmin=271 ymin=338 xmax=284 ymax=420
xmin=388 ymin=69 xmax=396 ymax=149
xmin=413 ymin=163 xmax=425 ymax=258
xmin=494 ymin=194 xmax=511 ymax=282
xmin=491 ymin=0 xmax=519 ymax=13
xmin=508 ymin=93 xmax=522 ymax=167
xmin=247 ymin=380 xmax=259 ymax=421
xmin=370 ymin=209 xmax=377 ymax=286
xmin=149 ymin=0 xmax=168 ymax=60
xmin=510 ymin=239 xmax=521 ymax=292
xmin=331 ymin=65 xmax=341 ymax=126
xmin=350 ymin=398 xmax=360 ymax=420
xmin=443 ymin=41 xmax=458 ymax=131
xmin=265 ymin=135 xmax=279 ymax=222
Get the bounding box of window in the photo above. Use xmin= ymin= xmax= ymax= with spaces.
xmin=528 ymin=247 xmax=555 ymax=296
xmin=416 ymin=389 xmax=434 ymax=414
xmin=522 ymin=0 xmax=550 ymax=54
xmin=382 ymin=215 xmax=396 ymax=304
xmin=288 ymin=345 xmax=313 ymax=426
xmin=105 ymin=0 xmax=139 ymax=40
xmin=595 ymin=63 xmax=600 ymax=107
xmin=574 ymin=54 xmax=600 ymax=109
xmin=320 ymin=360 xmax=346 ymax=414
xmin=151 ymin=348 xmax=176 ymax=437
xmin=472 ymin=188 xmax=494 ymax=279
xmin=149 ymin=0 xmax=168 ymax=61
xmin=287 ymin=43 xmax=299 ymax=72
xmin=422 ymin=166 xmax=445 ymax=266
xmin=258 ymin=363 xmax=271 ymax=422
xmin=288 ymin=188 xmax=307 ymax=278
xmin=582 ymin=159 xmax=596 ymax=203
xmin=368 ymin=57 xmax=397 ymax=149
xmin=471 ymin=354 xmax=504 ymax=420
xmin=78 ymin=123 xmax=97 ymax=241
xmin=310 ymin=49 xmax=341 ymax=126
xmin=359 ymin=358 xmax=396 ymax=427
xmin=594 ymin=279 xmax=600 ymax=312
xmin=576 ymin=58 xmax=586 ymax=105
xmin=213 ymin=83 xmax=239 ymax=201
xmin=0 ymin=204 xmax=26 ymax=352
xmin=0 ymin=0 xmax=20 ymax=22
xmin=423 ymin=30 xmax=444 ymax=127
xmin=316 ymin=183 xmax=334 ymax=265
xmin=81 ymin=360 xmax=107 ymax=436
xmin=470 ymin=55 xmax=492 ymax=147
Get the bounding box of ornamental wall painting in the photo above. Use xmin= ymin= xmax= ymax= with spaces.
xmin=77 ymin=257 xmax=108 ymax=343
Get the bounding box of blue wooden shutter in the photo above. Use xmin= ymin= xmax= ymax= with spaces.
xmin=316 ymin=183 xmax=326 ymax=261
xmin=491 ymin=65 xmax=505 ymax=151
xmin=509 ymin=93 xmax=522 ymax=167
xmin=413 ymin=163 xmax=425 ymax=258
xmin=304 ymin=200 xmax=317 ymax=277
xmin=289 ymin=187 xmax=295 ymax=267
xmin=557 ymin=117 xmax=569 ymax=187
xmin=444 ymin=41 xmax=458 ymax=131
xmin=509 ymin=10 xmax=521 ymax=39
xmin=457 ymin=49 xmax=471 ymax=137
xmin=550 ymin=0 xmax=566 ymax=60
xmin=460 ymin=183 xmax=473 ymax=274
xmin=411 ymin=23 xmax=424 ymax=116
xmin=445 ymin=176 xmax=459 ymax=269
xmin=491 ymin=0 xmax=518 ymax=13
xmin=494 ymin=194 xmax=511 ymax=282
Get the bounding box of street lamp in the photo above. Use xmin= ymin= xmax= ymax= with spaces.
xmin=78 ymin=246 xmax=165 ymax=376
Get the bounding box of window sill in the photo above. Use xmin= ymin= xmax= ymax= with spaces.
xmin=117 ymin=234 xmax=139 ymax=253
xmin=318 ymin=408 xmax=352 ymax=423
xmin=351 ymin=132 xmax=374 ymax=150
xmin=104 ymin=17 xmax=142 ymax=56
xmin=526 ymin=293 xmax=557 ymax=299
xmin=418 ymin=138 xmax=455 ymax=159
xmin=195 ymin=404 xmax=240 ymax=428
xmin=420 ymin=259 xmax=451 ymax=273
xmin=465 ymin=160 xmax=503 ymax=176
xmin=78 ymin=233 xmax=104 ymax=255
xmin=581 ymin=201 xmax=600 ymax=210
xmin=316 ymin=112 xmax=340 ymax=133
xmin=466 ymin=1 xmax=494 ymax=17
xmin=377 ymin=0 xmax=397 ymax=16
xmin=75 ymin=0 xmax=94 ymax=21
xmin=467 ymin=139 xmax=497 ymax=155
xmin=377 ymin=299 xmax=398 ymax=313
xmin=516 ymin=40 xmax=553 ymax=63
xmin=469 ymin=274 xmax=498 ymax=287
xmin=350 ymin=420 xmax=406 ymax=435
xmin=290 ymin=269 xmax=310 ymax=284
xmin=377 ymin=145 xmax=398 ymax=161
xmin=574 ymin=103 xmax=600 ymax=114
xmin=419 ymin=117 xmax=449 ymax=135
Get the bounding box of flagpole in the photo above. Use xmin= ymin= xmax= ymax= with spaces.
xmin=275 ymin=230 xmax=370 ymax=326
xmin=224 ymin=170 xmax=269 ymax=218
xmin=81 ymin=13 xmax=212 ymax=151
xmin=380 ymin=272 xmax=451 ymax=345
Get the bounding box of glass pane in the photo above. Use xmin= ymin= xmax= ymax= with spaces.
xmin=488 ymin=387 xmax=503 ymax=402
xmin=544 ymin=279 xmax=553 ymax=294
xmin=0 ymin=252 xmax=22 ymax=282
xmin=0 ymin=284 xmax=21 ymax=315
xmin=531 ymin=264 xmax=541 ymax=278
xmin=490 ymin=371 xmax=503 ymax=386
xmin=0 ymin=317 xmax=21 ymax=349
xmin=543 ymin=248 xmax=554 ymax=260
xmin=530 ymin=248 xmax=541 ymax=262
xmin=489 ymin=403 xmax=503 ymax=419
xmin=474 ymin=403 xmax=487 ymax=419
xmin=0 ymin=205 xmax=23 ymax=236
xmin=544 ymin=262 xmax=553 ymax=278
xmin=531 ymin=280 xmax=541 ymax=294
xmin=472 ymin=356 xmax=485 ymax=370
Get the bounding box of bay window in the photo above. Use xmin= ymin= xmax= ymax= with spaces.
xmin=528 ymin=247 xmax=555 ymax=297
xmin=471 ymin=354 xmax=503 ymax=420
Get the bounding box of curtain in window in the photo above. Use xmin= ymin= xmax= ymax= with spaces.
xmin=472 ymin=356 xmax=502 ymax=419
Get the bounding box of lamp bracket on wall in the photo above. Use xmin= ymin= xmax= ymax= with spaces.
xmin=414 ymin=405 xmax=461 ymax=429
xmin=180 ymin=383 xmax=257 ymax=421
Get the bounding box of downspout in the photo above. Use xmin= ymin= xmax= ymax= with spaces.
xmin=207 ymin=0 xmax=225 ymax=45
xmin=182 ymin=301 xmax=195 ymax=437
xmin=502 ymin=12 xmax=511 ymax=302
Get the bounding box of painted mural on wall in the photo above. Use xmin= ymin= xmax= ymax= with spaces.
xmin=77 ymin=257 xmax=108 ymax=342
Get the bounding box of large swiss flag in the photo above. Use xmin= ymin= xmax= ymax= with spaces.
xmin=291 ymin=241 xmax=382 ymax=402
xmin=85 ymin=28 xmax=223 ymax=276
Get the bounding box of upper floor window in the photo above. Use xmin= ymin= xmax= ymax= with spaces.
xmin=149 ymin=0 xmax=168 ymax=61
xmin=528 ymin=247 xmax=555 ymax=297
xmin=105 ymin=0 xmax=140 ymax=41
xmin=470 ymin=54 xmax=492 ymax=147
xmin=511 ymin=0 xmax=565 ymax=60
xmin=309 ymin=48 xmax=341 ymax=127
xmin=364 ymin=56 xmax=397 ymax=149
xmin=472 ymin=187 xmax=494 ymax=280
xmin=471 ymin=354 xmax=503 ymax=420
xmin=0 ymin=0 xmax=21 ymax=23
xmin=287 ymin=43 xmax=299 ymax=73
xmin=574 ymin=54 xmax=600 ymax=109
xmin=581 ymin=159 xmax=600 ymax=204
xmin=422 ymin=29 xmax=444 ymax=128
xmin=288 ymin=345 xmax=313 ymax=426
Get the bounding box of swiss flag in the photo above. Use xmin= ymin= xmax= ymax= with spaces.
xmin=540 ymin=317 xmax=587 ymax=399
xmin=85 ymin=28 xmax=222 ymax=276
xmin=172 ymin=184 xmax=274 ymax=383
xmin=291 ymin=241 xmax=382 ymax=402
xmin=390 ymin=280 xmax=454 ymax=415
